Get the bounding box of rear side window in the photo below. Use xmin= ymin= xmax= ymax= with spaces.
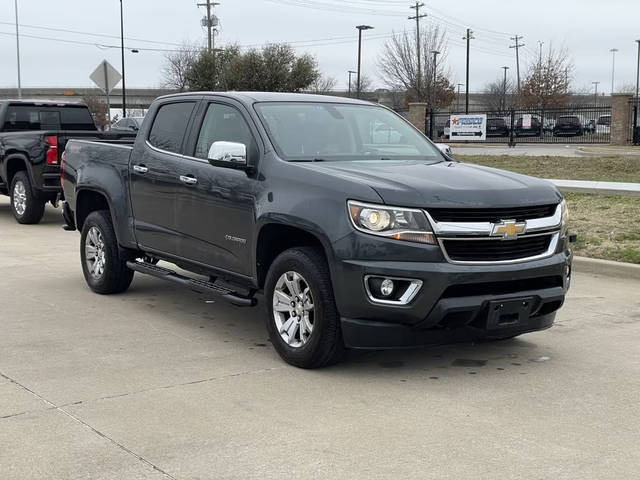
xmin=3 ymin=105 xmax=95 ymax=131
xmin=148 ymin=102 xmax=196 ymax=153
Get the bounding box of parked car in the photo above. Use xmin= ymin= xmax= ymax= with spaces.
xmin=61 ymin=92 xmax=572 ymax=368
xmin=553 ymin=115 xmax=584 ymax=136
xmin=111 ymin=116 xmax=144 ymax=132
xmin=486 ymin=117 xmax=510 ymax=137
xmin=0 ymin=100 xmax=136 ymax=224
xmin=543 ymin=119 xmax=556 ymax=133
xmin=436 ymin=119 xmax=450 ymax=139
xmin=514 ymin=115 xmax=542 ymax=136
xmin=596 ymin=114 xmax=611 ymax=135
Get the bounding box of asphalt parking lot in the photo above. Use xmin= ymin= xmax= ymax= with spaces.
xmin=1 ymin=196 xmax=639 ymax=479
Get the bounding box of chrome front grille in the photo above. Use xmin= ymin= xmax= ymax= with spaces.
xmin=426 ymin=203 xmax=563 ymax=265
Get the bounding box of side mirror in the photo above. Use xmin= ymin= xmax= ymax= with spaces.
xmin=207 ymin=141 xmax=247 ymax=169
xmin=435 ymin=143 xmax=453 ymax=157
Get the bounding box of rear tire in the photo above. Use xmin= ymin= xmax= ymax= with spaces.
xmin=80 ymin=210 xmax=134 ymax=294
xmin=265 ymin=247 xmax=345 ymax=368
xmin=10 ymin=171 xmax=45 ymax=224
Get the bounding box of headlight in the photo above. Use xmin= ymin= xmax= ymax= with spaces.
xmin=560 ymin=199 xmax=569 ymax=233
xmin=347 ymin=200 xmax=436 ymax=245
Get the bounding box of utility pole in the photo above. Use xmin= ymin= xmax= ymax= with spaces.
xmin=13 ymin=0 xmax=21 ymax=99
xmin=463 ymin=28 xmax=474 ymax=113
xmin=501 ymin=66 xmax=510 ymax=110
xmin=457 ymin=83 xmax=463 ymax=112
xmin=356 ymin=25 xmax=374 ymax=99
xmin=538 ymin=41 xmax=544 ymax=63
xmin=635 ymin=40 xmax=640 ymax=142
xmin=592 ymin=81 xmax=600 ymax=106
xmin=610 ymin=48 xmax=618 ymax=95
xmin=348 ymin=70 xmax=356 ymax=97
xmin=510 ymin=35 xmax=524 ymax=95
xmin=430 ymin=50 xmax=440 ymax=106
xmin=198 ymin=0 xmax=220 ymax=53
xmin=409 ymin=2 xmax=427 ymax=100
xmin=120 ymin=0 xmax=126 ymax=117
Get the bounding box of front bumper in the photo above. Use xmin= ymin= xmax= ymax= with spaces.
xmin=330 ymin=239 xmax=571 ymax=348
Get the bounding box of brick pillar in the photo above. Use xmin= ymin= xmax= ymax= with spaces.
xmin=610 ymin=94 xmax=633 ymax=145
xmin=407 ymin=102 xmax=428 ymax=134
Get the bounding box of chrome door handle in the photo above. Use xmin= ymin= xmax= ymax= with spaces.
xmin=133 ymin=165 xmax=148 ymax=174
xmin=179 ymin=175 xmax=198 ymax=185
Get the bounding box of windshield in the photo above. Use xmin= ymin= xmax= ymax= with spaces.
xmin=597 ymin=116 xmax=611 ymax=126
xmin=254 ymin=102 xmax=442 ymax=162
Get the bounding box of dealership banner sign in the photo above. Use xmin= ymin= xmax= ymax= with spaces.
xmin=449 ymin=114 xmax=487 ymax=141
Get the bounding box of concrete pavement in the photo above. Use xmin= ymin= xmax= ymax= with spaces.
xmin=1 ymin=197 xmax=639 ymax=479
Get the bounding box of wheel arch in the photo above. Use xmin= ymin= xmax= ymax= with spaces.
xmin=3 ymin=153 xmax=32 ymax=189
xmin=75 ymin=188 xmax=118 ymax=239
xmin=255 ymin=222 xmax=333 ymax=289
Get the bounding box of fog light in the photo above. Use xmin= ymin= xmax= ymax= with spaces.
xmin=380 ymin=278 xmax=395 ymax=297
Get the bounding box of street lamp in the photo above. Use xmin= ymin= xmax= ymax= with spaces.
xmin=428 ymin=50 xmax=440 ymax=139
xmin=355 ymin=25 xmax=374 ymax=99
xmin=348 ymin=70 xmax=357 ymax=97
xmin=610 ymin=48 xmax=618 ymax=95
xmin=13 ymin=0 xmax=21 ymax=99
xmin=592 ymin=81 xmax=600 ymax=106
xmin=501 ymin=66 xmax=510 ymax=110
xmin=120 ymin=0 xmax=127 ymax=118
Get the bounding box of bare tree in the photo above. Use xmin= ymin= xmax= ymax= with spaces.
xmin=161 ymin=43 xmax=200 ymax=92
xmin=378 ymin=24 xmax=455 ymax=108
xmin=520 ymin=43 xmax=573 ymax=108
xmin=82 ymin=95 xmax=109 ymax=130
xmin=483 ymin=77 xmax=516 ymax=110
xmin=309 ymin=75 xmax=337 ymax=94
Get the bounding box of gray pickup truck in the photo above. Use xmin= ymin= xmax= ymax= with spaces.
xmin=61 ymin=92 xmax=573 ymax=368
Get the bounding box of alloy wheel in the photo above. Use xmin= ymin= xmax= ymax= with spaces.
xmin=272 ymin=271 xmax=315 ymax=348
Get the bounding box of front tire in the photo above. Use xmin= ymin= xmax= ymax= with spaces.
xmin=265 ymin=247 xmax=345 ymax=368
xmin=80 ymin=210 xmax=134 ymax=294
xmin=10 ymin=171 xmax=45 ymax=224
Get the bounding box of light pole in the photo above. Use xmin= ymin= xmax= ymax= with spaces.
xmin=592 ymin=81 xmax=600 ymax=106
xmin=635 ymin=40 xmax=640 ymax=142
xmin=356 ymin=25 xmax=374 ymax=99
xmin=14 ymin=0 xmax=21 ymax=99
xmin=610 ymin=48 xmax=618 ymax=95
xmin=457 ymin=83 xmax=463 ymax=112
xmin=348 ymin=70 xmax=357 ymax=97
xmin=120 ymin=0 xmax=127 ymax=118
xmin=501 ymin=66 xmax=510 ymax=110
xmin=429 ymin=50 xmax=440 ymax=139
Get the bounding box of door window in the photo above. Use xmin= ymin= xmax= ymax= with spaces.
xmin=194 ymin=103 xmax=255 ymax=159
xmin=148 ymin=102 xmax=196 ymax=154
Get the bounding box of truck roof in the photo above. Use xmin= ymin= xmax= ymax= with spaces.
xmin=157 ymin=91 xmax=375 ymax=106
xmin=0 ymin=100 xmax=87 ymax=107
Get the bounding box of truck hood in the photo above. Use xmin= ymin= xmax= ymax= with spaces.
xmin=299 ymin=160 xmax=562 ymax=208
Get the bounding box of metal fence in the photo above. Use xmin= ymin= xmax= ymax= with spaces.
xmin=427 ymin=105 xmax=612 ymax=144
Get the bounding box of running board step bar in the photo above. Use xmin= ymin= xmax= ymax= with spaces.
xmin=126 ymin=261 xmax=257 ymax=307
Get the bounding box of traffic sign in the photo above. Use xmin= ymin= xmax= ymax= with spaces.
xmin=90 ymin=60 xmax=121 ymax=94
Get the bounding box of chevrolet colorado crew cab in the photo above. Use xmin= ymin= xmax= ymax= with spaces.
xmin=0 ymin=100 xmax=135 ymax=224
xmin=61 ymin=92 xmax=573 ymax=368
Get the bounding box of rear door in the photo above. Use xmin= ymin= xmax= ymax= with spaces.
xmin=172 ymin=100 xmax=260 ymax=276
xmin=129 ymin=100 xmax=198 ymax=255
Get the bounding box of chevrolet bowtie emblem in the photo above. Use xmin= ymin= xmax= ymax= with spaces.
xmin=491 ymin=220 xmax=526 ymax=240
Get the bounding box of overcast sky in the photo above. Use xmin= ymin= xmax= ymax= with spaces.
xmin=1 ymin=0 xmax=639 ymax=95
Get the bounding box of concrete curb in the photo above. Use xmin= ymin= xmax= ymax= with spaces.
xmin=572 ymin=256 xmax=640 ymax=280
xmin=549 ymin=179 xmax=640 ymax=196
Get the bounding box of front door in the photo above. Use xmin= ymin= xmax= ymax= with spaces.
xmin=130 ymin=101 xmax=197 ymax=255
xmin=173 ymin=102 xmax=258 ymax=277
